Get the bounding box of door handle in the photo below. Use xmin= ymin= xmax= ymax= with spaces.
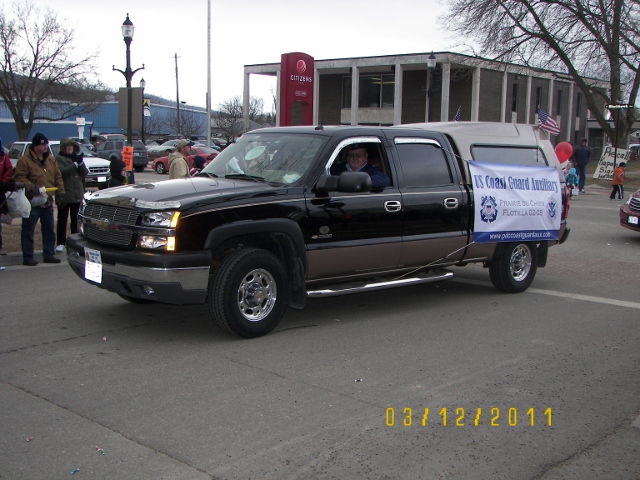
xmin=384 ymin=200 xmax=402 ymax=212
xmin=444 ymin=198 xmax=459 ymax=209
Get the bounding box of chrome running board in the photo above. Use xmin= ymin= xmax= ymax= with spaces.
xmin=306 ymin=269 xmax=454 ymax=298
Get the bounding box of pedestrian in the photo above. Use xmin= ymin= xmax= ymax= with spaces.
xmin=168 ymin=139 xmax=194 ymax=179
xmin=609 ymin=162 xmax=626 ymax=200
xmin=190 ymin=155 xmax=206 ymax=176
xmin=55 ymin=138 xmax=88 ymax=252
xmin=565 ymin=167 xmax=579 ymax=197
xmin=13 ymin=133 xmax=66 ymax=266
xmin=0 ymin=137 xmax=14 ymax=256
xmin=108 ymin=157 xmax=127 ymax=187
xmin=572 ymin=138 xmax=591 ymax=193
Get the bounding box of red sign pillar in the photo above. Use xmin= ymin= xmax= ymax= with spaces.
xmin=279 ymin=52 xmax=314 ymax=126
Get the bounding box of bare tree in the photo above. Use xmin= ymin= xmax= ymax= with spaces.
xmin=0 ymin=1 xmax=106 ymax=140
xmin=212 ymin=96 xmax=244 ymax=142
xmin=441 ymin=0 xmax=640 ymax=147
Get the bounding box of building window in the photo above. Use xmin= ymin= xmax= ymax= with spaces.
xmin=512 ymin=83 xmax=519 ymax=112
xmin=576 ymin=93 xmax=582 ymax=116
xmin=556 ymin=90 xmax=563 ymax=116
xmin=342 ymin=77 xmax=352 ymax=108
xmin=536 ymin=87 xmax=542 ymax=110
xmin=342 ymin=74 xmax=395 ymax=109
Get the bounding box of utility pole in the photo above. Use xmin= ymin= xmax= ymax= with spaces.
xmin=174 ymin=53 xmax=181 ymax=137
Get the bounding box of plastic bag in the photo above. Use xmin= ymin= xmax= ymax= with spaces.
xmin=30 ymin=187 xmax=48 ymax=207
xmin=6 ymin=188 xmax=32 ymax=218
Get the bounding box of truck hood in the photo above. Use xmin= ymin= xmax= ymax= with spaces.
xmin=83 ymin=177 xmax=285 ymax=210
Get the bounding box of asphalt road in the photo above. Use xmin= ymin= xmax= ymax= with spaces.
xmin=1 ymin=187 xmax=639 ymax=479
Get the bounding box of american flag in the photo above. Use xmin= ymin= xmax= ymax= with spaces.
xmin=453 ymin=106 xmax=461 ymax=122
xmin=538 ymin=108 xmax=561 ymax=135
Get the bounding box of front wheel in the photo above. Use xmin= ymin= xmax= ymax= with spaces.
xmin=208 ymin=248 xmax=289 ymax=338
xmin=155 ymin=162 xmax=166 ymax=174
xmin=488 ymin=242 xmax=538 ymax=293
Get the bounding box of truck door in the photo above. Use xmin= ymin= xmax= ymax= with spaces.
xmin=305 ymin=136 xmax=403 ymax=280
xmin=391 ymin=136 xmax=469 ymax=268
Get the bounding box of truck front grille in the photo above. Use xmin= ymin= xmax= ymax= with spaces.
xmin=82 ymin=204 xmax=139 ymax=247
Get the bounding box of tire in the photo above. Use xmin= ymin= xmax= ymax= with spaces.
xmin=117 ymin=293 xmax=154 ymax=304
xmin=488 ymin=242 xmax=538 ymax=293
xmin=155 ymin=163 xmax=166 ymax=174
xmin=208 ymin=248 xmax=289 ymax=338
xmin=134 ymin=165 xmax=145 ymax=173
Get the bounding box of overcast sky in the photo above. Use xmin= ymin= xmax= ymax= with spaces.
xmin=42 ymin=0 xmax=454 ymax=113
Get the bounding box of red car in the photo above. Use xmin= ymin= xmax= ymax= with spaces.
xmin=620 ymin=188 xmax=640 ymax=232
xmin=151 ymin=146 xmax=218 ymax=174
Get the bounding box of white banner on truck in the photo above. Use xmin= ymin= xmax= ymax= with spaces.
xmin=469 ymin=162 xmax=562 ymax=243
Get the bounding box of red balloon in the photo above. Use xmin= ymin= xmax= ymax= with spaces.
xmin=555 ymin=142 xmax=573 ymax=162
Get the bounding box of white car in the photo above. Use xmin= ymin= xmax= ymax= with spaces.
xmin=8 ymin=140 xmax=111 ymax=189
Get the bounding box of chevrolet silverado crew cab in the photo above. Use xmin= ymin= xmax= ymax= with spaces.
xmin=66 ymin=123 xmax=570 ymax=338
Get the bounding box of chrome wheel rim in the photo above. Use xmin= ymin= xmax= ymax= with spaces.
xmin=237 ymin=268 xmax=277 ymax=322
xmin=510 ymin=244 xmax=532 ymax=282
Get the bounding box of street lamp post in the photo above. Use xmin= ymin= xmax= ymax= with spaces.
xmin=139 ymin=77 xmax=146 ymax=144
xmin=113 ymin=14 xmax=144 ymax=146
xmin=427 ymin=52 xmax=436 ymax=122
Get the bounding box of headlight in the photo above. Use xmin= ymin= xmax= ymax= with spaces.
xmin=140 ymin=211 xmax=180 ymax=227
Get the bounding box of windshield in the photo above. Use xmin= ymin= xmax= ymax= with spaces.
xmin=201 ymin=133 xmax=324 ymax=184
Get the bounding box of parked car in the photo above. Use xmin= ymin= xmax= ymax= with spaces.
xmin=70 ymin=137 xmax=95 ymax=151
xmin=619 ymin=188 xmax=640 ymax=232
xmin=95 ymin=139 xmax=148 ymax=172
xmin=211 ymin=137 xmax=228 ymax=150
xmin=628 ymin=144 xmax=639 ymax=163
xmin=151 ymin=146 xmax=219 ymax=174
xmin=146 ymin=140 xmax=182 ymax=160
xmin=6 ymin=140 xmax=111 ymax=189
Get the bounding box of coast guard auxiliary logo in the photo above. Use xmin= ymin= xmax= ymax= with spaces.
xmin=546 ymin=196 xmax=558 ymax=222
xmin=480 ymin=196 xmax=498 ymax=223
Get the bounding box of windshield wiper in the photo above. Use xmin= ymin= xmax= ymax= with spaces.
xmin=224 ymin=173 xmax=264 ymax=182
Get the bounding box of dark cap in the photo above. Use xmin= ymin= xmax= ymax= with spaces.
xmin=176 ymin=139 xmax=194 ymax=149
xmin=31 ymin=132 xmax=49 ymax=145
xmin=348 ymin=143 xmax=367 ymax=151
xmin=193 ymin=155 xmax=206 ymax=168
xmin=619 ymin=162 xmax=626 ymax=167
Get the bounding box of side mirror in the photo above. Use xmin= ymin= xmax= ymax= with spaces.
xmin=316 ymin=172 xmax=372 ymax=195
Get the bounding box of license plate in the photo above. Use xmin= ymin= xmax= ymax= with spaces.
xmin=84 ymin=247 xmax=102 ymax=283
xmin=629 ymin=216 xmax=639 ymax=225
xmin=97 ymin=176 xmax=107 ymax=182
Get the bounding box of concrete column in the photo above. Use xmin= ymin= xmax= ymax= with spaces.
xmin=351 ymin=65 xmax=359 ymax=125
xmin=440 ymin=62 xmax=450 ymax=122
xmin=275 ymin=70 xmax=281 ymax=126
xmin=547 ymin=78 xmax=554 ymax=113
xmin=393 ymin=63 xmax=403 ymax=125
xmin=501 ymin=71 xmax=508 ymax=123
xmin=313 ymin=68 xmax=320 ymax=125
xmin=471 ymin=67 xmax=481 ymax=121
xmin=566 ymin=82 xmax=574 ymax=141
xmin=525 ymin=75 xmax=532 ymax=124
xmin=243 ymin=71 xmax=250 ymax=132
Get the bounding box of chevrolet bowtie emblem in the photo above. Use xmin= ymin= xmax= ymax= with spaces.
xmin=95 ymin=218 xmax=110 ymax=231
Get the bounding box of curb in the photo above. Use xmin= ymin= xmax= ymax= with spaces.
xmin=0 ymin=249 xmax=66 ymax=267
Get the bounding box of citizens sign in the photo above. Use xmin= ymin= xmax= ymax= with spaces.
xmin=469 ymin=162 xmax=561 ymax=243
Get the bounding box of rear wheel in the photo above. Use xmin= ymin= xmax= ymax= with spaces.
xmin=134 ymin=165 xmax=145 ymax=172
xmin=208 ymin=248 xmax=289 ymax=338
xmin=489 ymin=242 xmax=538 ymax=293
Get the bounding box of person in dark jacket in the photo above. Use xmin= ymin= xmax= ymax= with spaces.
xmin=0 ymin=137 xmax=15 ymax=256
xmin=330 ymin=144 xmax=390 ymax=189
xmin=108 ymin=157 xmax=127 ymax=187
xmin=572 ymin=138 xmax=591 ymax=193
xmin=55 ymin=138 xmax=89 ymax=251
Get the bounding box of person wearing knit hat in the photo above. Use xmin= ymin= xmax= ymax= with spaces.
xmin=12 ymin=132 xmax=65 ymax=266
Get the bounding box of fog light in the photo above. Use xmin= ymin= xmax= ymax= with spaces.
xmin=143 ymin=286 xmax=155 ymax=296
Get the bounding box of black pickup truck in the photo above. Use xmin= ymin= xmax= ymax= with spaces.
xmin=66 ymin=123 xmax=570 ymax=337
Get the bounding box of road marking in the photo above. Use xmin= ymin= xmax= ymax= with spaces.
xmin=454 ymin=278 xmax=640 ymax=310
